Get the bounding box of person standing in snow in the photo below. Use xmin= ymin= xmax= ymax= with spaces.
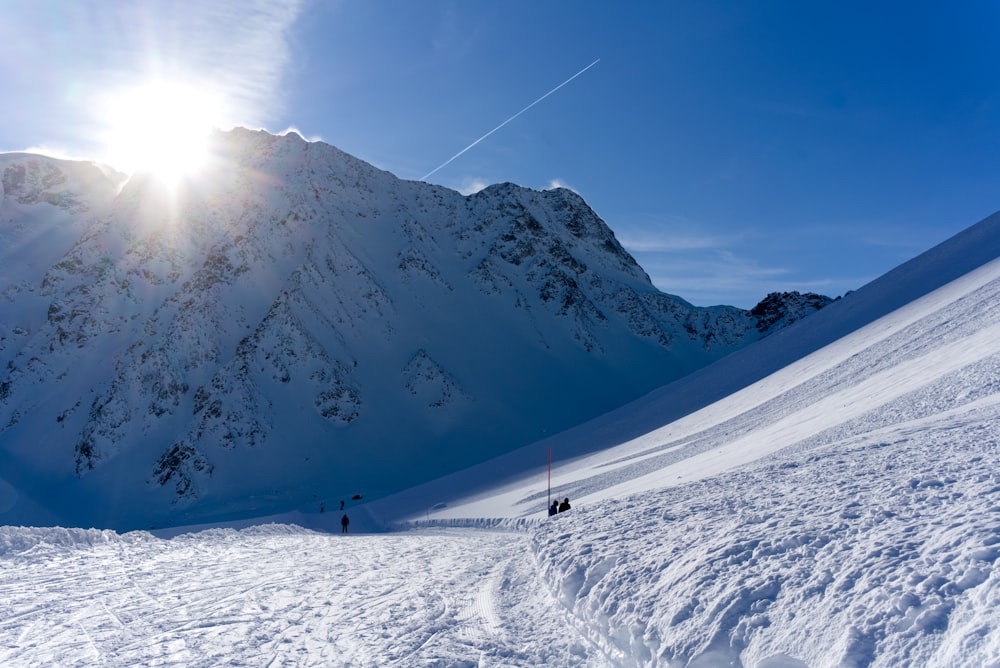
xmin=549 ymin=500 xmax=559 ymax=516
xmin=558 ymin=497 xmax=571 ymax=513
xmin=341 ymin=514 xmax=350 ymax=533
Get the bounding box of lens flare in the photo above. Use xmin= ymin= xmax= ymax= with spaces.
xmin=98 ymin=79 xmax=225 ymax=185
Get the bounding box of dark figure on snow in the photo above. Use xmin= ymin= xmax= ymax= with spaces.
xmin=340 ymin=500 xmax=345 ymax=510
xmin=558 ymin=498 xmax=571 ymax=513
xmin=549 ymin=500 xmax=559 ymax=516
xmin=341 ymin=514 xmax=350 ymax=533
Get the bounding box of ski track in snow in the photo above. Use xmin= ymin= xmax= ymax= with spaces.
xmin=3 ymin=218 xmax=1000 ymax=665
xmin=0 ymin=526 xmax=610 ymax=667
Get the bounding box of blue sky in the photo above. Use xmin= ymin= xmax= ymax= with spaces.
xmin=2 ymin=1 xmax=999 ymax=307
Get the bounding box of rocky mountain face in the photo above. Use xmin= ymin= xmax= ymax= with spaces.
xmin=751 ymin=291 xmax=835 ymax=335
xmin=0 ymin=129 xmax=828 ymax=529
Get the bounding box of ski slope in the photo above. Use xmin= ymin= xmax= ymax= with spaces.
xmin=2 ymin=214 xmax=1000 ymax=666
xmin=1 ymin=525 xmax=609 ymax=666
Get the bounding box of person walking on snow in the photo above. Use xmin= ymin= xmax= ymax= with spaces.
xmin=558 ymin=497 xmax=571 ymax=513
xmin=549 ymin=500 xmax=559 ymax=516
xmin=341 ymin=514 xmax=350 ymax=533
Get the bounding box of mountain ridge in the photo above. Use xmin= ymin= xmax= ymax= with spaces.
xmin=1 ymin=128 xmax=828 ymax=529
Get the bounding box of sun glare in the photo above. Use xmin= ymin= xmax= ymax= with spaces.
xmin=99 ymin=80 xmax=224 ymax=185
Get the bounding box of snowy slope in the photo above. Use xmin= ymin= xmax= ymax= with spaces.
xmin=0 ymin=130 xmax=825 ymax=531
xmin=369 ymin=210 xmax=1000 ymax=522
xmin=1 ymin=210 xmax=997 ymax=666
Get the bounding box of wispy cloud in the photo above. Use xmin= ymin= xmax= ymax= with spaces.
xmin=457 ymin=178 xmax=489 ymax=195
xmin=641 ymin=246 xmax=864 ymax=308
xmin=619 ymin=233 xmax=738 ymax=253
xmin=616 ymin=212 xmax=745 ymax=252
xmin=547 ymin=178 xmax=577 ymax=192
xmin=609 ymin=212 xmax=863 ymax=307
xmin=1 ymin=0 xmax=307 ymax=165
xmin=641 ymin=250 xmax=792 ymax=308
xmin=171 ymin=0 xmax=306 ymax=127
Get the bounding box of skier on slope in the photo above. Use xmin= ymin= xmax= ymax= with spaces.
xmin=341 ymin=514 xmax=350 ymax=533
xmin=558 ymin=497 xmax=571 ymax=513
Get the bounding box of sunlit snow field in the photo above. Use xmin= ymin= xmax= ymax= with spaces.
xmin=3 ymin=228 xmax=1000 ymax=665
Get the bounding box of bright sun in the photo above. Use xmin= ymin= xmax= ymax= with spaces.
xmin=100 ymin=80 xmax=225 ymax=184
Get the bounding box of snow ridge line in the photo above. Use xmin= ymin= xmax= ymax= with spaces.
xmin=0 ymin=526 xmax=153 ymax=556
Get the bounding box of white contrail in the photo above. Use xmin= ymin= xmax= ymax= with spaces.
xmin=421 ymin=58 xmax=600 ymax=181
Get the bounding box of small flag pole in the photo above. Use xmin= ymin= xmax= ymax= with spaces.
xmin=547 ymin=447 xmax=552 ymax=511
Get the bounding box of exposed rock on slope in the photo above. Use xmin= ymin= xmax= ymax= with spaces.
xmin=751 ymin=291 xmax=834 ymax=335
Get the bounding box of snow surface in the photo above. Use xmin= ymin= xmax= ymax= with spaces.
xmin=2 ymin=211 xmax=1000 ymax=665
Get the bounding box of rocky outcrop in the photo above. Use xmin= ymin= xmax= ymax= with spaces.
xmin=751 ymin=291 xmax=835 ymax=336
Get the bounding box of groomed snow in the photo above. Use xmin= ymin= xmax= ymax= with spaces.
xmin=2 ymin=216 xmax=1000 ymax=665
xmin=0 ymin=524 xmax=612 ymax=666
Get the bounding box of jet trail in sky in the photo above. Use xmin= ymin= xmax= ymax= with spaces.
xmin=421 ymin=58 xmax=600 ymax=181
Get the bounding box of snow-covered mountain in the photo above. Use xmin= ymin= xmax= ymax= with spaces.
xmin=1 ymin=206 xmax=996 ymax=666
xmin=0 ymin=129 xmax=825 ymax=530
